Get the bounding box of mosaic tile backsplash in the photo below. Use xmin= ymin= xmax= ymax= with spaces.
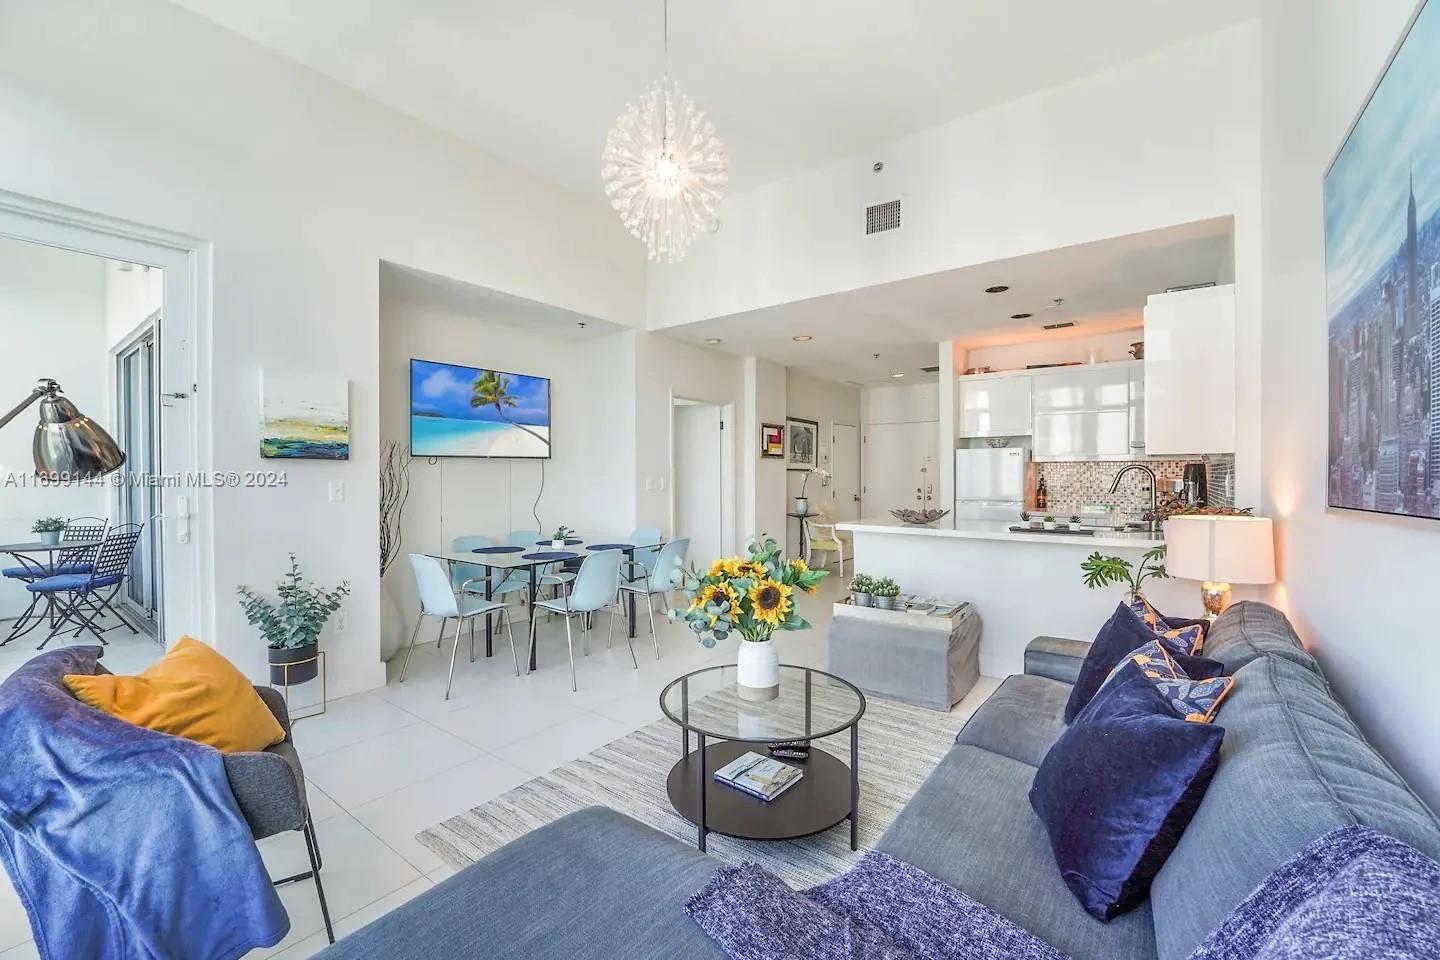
xmin=1034 ymin=454 xmax=1235 ymax=520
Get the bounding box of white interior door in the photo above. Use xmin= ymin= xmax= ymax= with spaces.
xmin=862 ymin=421 xmax=938 ymax=517
xmin=674 ymin=403 xmax=723 ymax=564
xmin=830 ymin=422 xmax=860 ymax=521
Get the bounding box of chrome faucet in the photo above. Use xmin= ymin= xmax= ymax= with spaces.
xmin=1109 ymin=464 xmax=1158 ymax=533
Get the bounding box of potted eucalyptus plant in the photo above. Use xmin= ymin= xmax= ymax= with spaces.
xmin=238 ymin=554 xmax=350 ymax=685
xmin=32 ymin=517 xmax=65 ymax=546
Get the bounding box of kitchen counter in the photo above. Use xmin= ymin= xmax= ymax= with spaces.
xmin=838 ymin=517 xmax=1220 ymax=678
xmin=837 ymin=518 xmax=1165 ymax=550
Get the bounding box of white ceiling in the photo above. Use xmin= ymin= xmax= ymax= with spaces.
xmin=169 ymin=0 xmax=1256 ymax=193
xmin=662 ymin=217 xmax=1234 ymax=385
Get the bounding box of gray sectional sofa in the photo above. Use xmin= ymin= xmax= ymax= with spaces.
xmin=315 ymin=602 xmax=1440 ymax=959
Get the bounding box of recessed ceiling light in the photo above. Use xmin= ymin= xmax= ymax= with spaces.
xmin=792 ymin=335 xmax=813 ymax=342
xmin=985 ymin=285 xmax=1010 ymax=294
xmin=889 ymin=372 xmax=906 ymax=379
xmin=704 ymin=337 xmax=723 ymax=345
xmin=1010 ymin=313 xmax=1033 ymax=320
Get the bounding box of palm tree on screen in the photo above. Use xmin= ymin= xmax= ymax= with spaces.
xmin=471 ymin=370 xmax=545 ymax=444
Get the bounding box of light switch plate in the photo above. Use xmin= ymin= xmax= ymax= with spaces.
xmin=328 ymin=480 xmax=345 ymax=502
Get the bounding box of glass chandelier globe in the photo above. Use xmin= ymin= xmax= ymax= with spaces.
xmin=602 ymin=78 xmax=728 ymax=263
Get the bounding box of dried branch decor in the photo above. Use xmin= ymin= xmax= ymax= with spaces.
xmin=379 ymin=441 xmax=413 ymax=577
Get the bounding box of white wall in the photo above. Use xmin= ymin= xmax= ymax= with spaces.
xmin=740 ymin=357 xmax=788 ymax=548
xmin=0 ymin=0 xmax=644 ymax=696
xmin=376 ymin=287 xmax=636 ymax=657
xmin=103 ymin=262 xmax=162 ymax=350
xmin=1260 ymin=0 xmax=1440 ymax=811
xmin=783 ymin=371 xmax=861 ymax=554
xmin=0 ymin=237 xmax=109 ymax=617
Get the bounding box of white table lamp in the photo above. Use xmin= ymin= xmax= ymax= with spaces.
xmin=1164 ymin=516 xmax=1275 ymax=619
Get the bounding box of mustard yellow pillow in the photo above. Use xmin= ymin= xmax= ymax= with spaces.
xmin=64 ymin=636 xmax=285 ymax=753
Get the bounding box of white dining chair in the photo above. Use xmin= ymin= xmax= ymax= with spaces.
xmin=400 ymin=554 xmax=518 ymax=700
xmin=618 ymin=538 xmax=688 ymax=660
xmin=526 ymin=548 xmax=629 ymax=692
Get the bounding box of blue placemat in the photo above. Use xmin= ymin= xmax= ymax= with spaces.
xmin=587 ymin=543 xmax=635 ymax=551
xmin=471 ymin=545 xmax=524 ymax=555
xmin=535 ymin=538 xmax=584 ymax=546
xmin=522 ymin=551 xmax=579 ymax=562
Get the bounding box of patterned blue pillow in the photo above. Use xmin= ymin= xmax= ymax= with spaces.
xmin=1103 ymin=638 xmax=1235 ymax=723
xmin=1130 ymin=596 xmax=1207 ymax=656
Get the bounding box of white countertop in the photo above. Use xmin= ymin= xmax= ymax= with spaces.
xmin=837 ymin=517 xmax=1166 ymax=550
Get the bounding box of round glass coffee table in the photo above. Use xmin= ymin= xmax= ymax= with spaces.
xmin=659 ymin=664 xmax=866 ymax=852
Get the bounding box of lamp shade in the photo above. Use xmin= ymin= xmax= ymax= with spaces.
xmin=1165 ymin=516 xmax=1275 ymax=585
xmin=33 ymin=392 xmax=126 ymax=481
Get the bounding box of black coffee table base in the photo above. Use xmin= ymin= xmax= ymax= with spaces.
xmin=666 ymin=739 xmax=857 ymax=852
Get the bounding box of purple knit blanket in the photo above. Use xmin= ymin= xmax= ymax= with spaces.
xmin=686 ymin=827 xmax=1440 ymax=960
xmin=685 ymin=852 xmax=1066 ymax=960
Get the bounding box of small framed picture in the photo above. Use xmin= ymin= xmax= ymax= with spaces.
xmin=786 ymin=417 xmax=818 ymax=470
xmin=760 ymin=422 xmax=785 ymax=458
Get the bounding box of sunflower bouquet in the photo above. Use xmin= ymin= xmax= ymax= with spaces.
xmin=671 ymin=536 xmax=829 ymax=648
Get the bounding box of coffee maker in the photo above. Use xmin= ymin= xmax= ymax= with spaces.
xmin=1183 ymin=462 xmax=1208 ymax=507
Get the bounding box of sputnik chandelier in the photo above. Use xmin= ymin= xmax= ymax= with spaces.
xmin=601 ymin=0 xmax=728 ymax=263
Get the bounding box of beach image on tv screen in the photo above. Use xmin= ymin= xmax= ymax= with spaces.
xmin=410 ymin=359 xmax=551 ymax=458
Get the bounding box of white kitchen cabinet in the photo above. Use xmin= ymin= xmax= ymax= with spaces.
xmin=1144 ymin=285 xmax=1236 ymax=455
xmin=1128 ymin=364 xmax=1146 ymax=454
xmin=1031 ymin=363 xmax=1136 ymax=460
xmin=958 ymin=374 xmax=1032 ymax=437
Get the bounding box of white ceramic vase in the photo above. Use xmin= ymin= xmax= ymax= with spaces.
xmin=736 ymin=637 xmax=780 ymax=701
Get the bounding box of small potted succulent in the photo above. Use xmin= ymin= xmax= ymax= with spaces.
xmin=850 ymin=573 xmax=875 ymax=607
xmin=238 ymin=554 xmax=351 ymax=685
xmin=32 ymin=517 xmax=65 ymax=546
xmin=1070 ymin=514 xmax=1083 ymax=527
xmin=550 ymin=525 xmax=574 ymax=549
xmin=1043 ymin=515 xmax=1057 ymax=531
xmin=873 ymin=577 xmax=902 ymax=610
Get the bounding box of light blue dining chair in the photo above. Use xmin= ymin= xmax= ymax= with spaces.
xmin=627 ymin=527 xmax=663 ymax=583
xmin=526 ymin=547 xmax=629 ymax=692
xmin=400 ymin=554 xmax=518 ymax=700
xmin=618 ymin=538 xmax=689 ymax=660
xmin=449 ymin=535 xmax=528 ymax=651
xmin=510 ymin=529 xmax=576 ymax=595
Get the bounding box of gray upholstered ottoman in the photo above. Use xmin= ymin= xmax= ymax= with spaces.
xmin=827 ymin=601 xmax=981 ymax=710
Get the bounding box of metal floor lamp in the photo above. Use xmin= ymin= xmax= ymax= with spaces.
xmin=0 ymin=379 xmax=127 ymax=480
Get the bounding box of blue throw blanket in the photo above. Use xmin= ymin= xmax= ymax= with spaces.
xmin=687 ymin=827 xmax=1440 ymax=960
xmin=0 ymin=646 xmax=289 ymax=960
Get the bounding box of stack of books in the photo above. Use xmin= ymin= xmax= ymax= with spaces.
xmin=713 ymin=752 xmax=804 ymax=802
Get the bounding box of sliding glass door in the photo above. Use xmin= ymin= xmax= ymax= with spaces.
xmin=115 ymin=314 xmax=163 ymax=639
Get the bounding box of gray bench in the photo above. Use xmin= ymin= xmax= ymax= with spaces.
xmin=827 ymin=600 xmax=981 ymax=710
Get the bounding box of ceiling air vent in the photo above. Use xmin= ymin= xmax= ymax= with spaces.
xmin=866 ymin=199 xmax=901 ymax=235
xmin=920 ymin=365 xmax=940 ymax=374
xmin=1042 ymin=320 xmax=1076 ymax=331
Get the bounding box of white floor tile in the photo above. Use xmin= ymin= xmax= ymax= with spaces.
xmin=0 ymin=882 xmax=31 ymax=953
xmin=427 ymin=686 xmax=586 ymax=752
xmin=0 ymin=940 xmax=37 ymax=960
xmin=288 ymin=692 xmax=422 ymax=761
xmin=490 ymin=711 xmax=633 ymax=777
xmin=303 ymin=780 xmax=344 ymax=824
xmin=302 ymin=726 xmax=481 ymax=809
xmin=250 ymin=814 xmax=420 ymax=958
xmin=350 ymin=753 xmax=533 ymax=873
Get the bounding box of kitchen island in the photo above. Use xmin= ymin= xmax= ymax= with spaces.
xmin=837 ymin=518 xmax=1228 ymax=677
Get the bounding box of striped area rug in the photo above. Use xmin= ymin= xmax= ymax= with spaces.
xmin=416 ymin=684 xmax=969 ymax=888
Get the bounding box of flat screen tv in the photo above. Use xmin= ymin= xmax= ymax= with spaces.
xmin=409 ymin=358 xmax=551 ymax=459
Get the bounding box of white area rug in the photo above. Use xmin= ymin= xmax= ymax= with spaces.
xmin=416 ymin=684 xmax=969 ymax=887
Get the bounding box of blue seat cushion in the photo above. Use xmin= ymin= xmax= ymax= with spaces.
xmin=954 ymin=673 xmax=1072 ymax=768
xmin=25 ymin=572 xmax=121 ymax=593
xmin=312 ymin=807 xmax=722 ymax=960
xmin=877 ymin=744 xmax=1158 ymax=960
xmin=3 ymin=563 xmax=92 ymax=579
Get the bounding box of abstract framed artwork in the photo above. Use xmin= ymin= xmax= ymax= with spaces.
xmin=1325 ymin=0 xmax=1440 ymax=520
xmin=786 ymin=417 xmax=818 ymax=470
xmin=260 ymin=370 xmax=350 ymax=460
xmin=760 ymin=422 xmax=784 ymax=459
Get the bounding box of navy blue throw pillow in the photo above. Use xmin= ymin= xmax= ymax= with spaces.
xmin=1031 ymin=661 xmax=1225 ymax=922
xmin=1063 ymin=603 xmax=1222 ymax=723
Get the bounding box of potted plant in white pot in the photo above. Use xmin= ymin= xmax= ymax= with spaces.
xmin=549 ymin=525 xmax=574 ymax=549
xmin=238 ymin=554 xmax=351 ymax=685
xmin=32 ymin=517 xmax=65 ymax=546
xmin=1043 ymin=515 xmax=1057 ymax=531
xmin=671 ymin=537 xmax=828 ymax=701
